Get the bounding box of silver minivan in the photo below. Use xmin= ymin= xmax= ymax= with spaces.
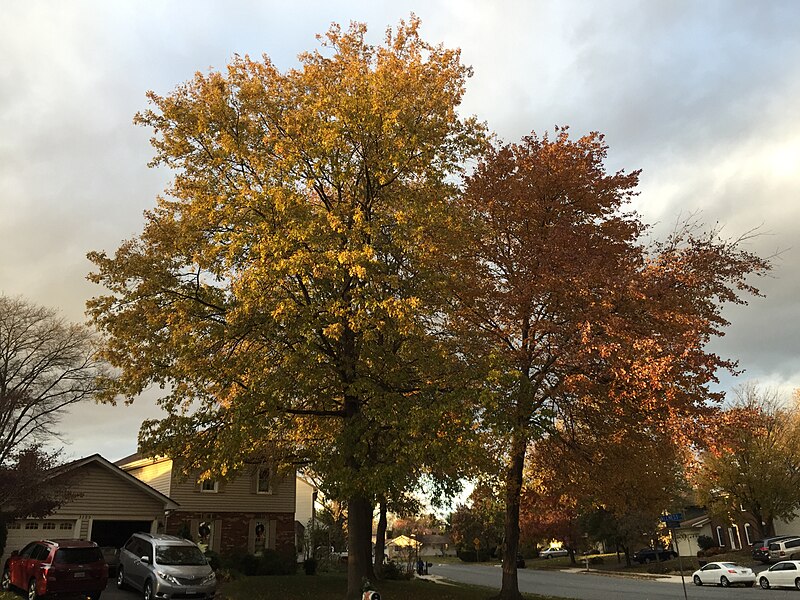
xmin=117 ymin=532 xmax=216 ymax=600
xmin=768 ymin=537 xmax=800 ymax=562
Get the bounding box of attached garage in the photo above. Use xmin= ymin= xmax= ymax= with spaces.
xmin=2 ymin=455 xmax=178 ymax=565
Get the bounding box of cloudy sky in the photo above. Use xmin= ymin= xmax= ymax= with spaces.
xmin=2 ymin=0 xmax=799 ymax=463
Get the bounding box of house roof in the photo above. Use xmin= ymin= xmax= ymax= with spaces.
xmin=679 ymin=514 xmax=711 ymax=529
xmin=52 ymin=454 xmax=179 ymax=510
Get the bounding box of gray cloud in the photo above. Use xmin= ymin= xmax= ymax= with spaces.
xmin=2 ymin=0 xmax=798 ymax=459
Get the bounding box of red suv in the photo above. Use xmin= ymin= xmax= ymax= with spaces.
xmin=1 ymin=539 xmax=108 ymax=600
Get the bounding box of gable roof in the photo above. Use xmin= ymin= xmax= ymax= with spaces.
xmin=52 ymin=454 xmax=179 ymax=510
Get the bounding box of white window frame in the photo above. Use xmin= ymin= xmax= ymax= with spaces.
xmin=744 ymin=523 xmax=753 ymax=546
xmin=716 ymin=526 xmax=725 ymax=546
xmin=200 ymin=479 xmax=219 ymax=493
xmin=256 ymin=467 xmax=272 ymax=495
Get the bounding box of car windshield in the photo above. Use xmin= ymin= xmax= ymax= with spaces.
xmin=155 ymin=545 xmax=207 ymax=566
xmin=54 ymin=547 xmax=103 ymax=564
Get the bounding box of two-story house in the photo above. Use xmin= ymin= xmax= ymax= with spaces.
xmin=116 ymin=453 xmax=296 ymax=556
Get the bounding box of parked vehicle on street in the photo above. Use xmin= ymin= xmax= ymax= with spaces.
xmin=1 ymin=538 xmax=108 ymax=600
xmin=632 ymin=547 xmax=677 ymax=564
xmin=691 ymin=561 xmax=755 ymax=587
xmin=768 ymin=537 xmax=800 ymax=562
xmin=117 ymin=532 xmax=217 ymax=600
xmin=758 ymin=560 xmax=800 ymax=589
xmin=539 ymin=547 xmax=569 ymax=559
xmin=752 ymin=535 xmax=798 ymax=563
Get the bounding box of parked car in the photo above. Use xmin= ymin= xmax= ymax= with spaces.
xmin=633 ymin=547 xmax=677 ymax=564
xmin=691 ymin=561 xmax=755 ymax=587
xmin=1 ymin=538 xmax=108 ymax=600
xmin=767 ymin=537 xmax=800 ymax=562
xmin=758 ymin=560 xmax=800 ymax=589
xmin=752 ymin=535 xmax=798 ymax=563
xmin=117 ymin=532 xmax=217 ymax=600
xmin=540 ymin=547 xmax=569 ymax=559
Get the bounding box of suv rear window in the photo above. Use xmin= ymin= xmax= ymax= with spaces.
xmin=54 ymin=547 xmax=103 ymax=564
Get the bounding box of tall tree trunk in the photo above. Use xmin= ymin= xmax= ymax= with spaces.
xmin=347 ymin=495 xmax=373 ymax=599
xmin=374 ymin=497 xmax=388 ymax=578
xmin=497 ymin=432 xmax=526 ymax=600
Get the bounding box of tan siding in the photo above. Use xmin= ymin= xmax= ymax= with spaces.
xmin=295 ymin=478 xmax=315 ymax=527
xmin=55 ymin=463 xmax=166 ymax=517
xmin=126 ymin=460 xmax=173 ymax=497
xmin=168 ymin=468 xmax=296 ymax=513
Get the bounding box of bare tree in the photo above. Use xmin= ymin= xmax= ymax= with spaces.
xmin=0 ymin=294 xmax=107 ymax=465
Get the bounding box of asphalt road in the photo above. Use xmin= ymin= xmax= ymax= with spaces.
xmin=429 ymin=563 xmax=779 ymax=600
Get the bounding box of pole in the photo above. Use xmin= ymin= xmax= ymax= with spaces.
xmin=669 ymin=528 xmax=688 ymax=600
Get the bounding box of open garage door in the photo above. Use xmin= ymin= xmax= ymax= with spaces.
xmin=90 ymin=520 xmax=152 ymax=548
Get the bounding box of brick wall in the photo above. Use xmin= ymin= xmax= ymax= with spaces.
xmin=166 ymin=511 xmax=295 ymax=556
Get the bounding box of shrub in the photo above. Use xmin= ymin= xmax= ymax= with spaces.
xmin=204 ymin=550 xmax=221 ymax=571
xmin=697 ymin=535 xmax=715 ymax=551
xmin=588 ymin=556 xmax=604 ymax=565
xmin=382 ymin=560 xmax=412 ymax=580
xmin=703 ymin=546 xmax=724 ymax=557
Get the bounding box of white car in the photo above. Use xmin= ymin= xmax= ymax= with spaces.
xmin=691 ymin=561 xmax=755 ymax=587
xmin=540 ymin=547 xmax=569 ymax=559
xmin=758 ymin=560 xmax=800 ymax=589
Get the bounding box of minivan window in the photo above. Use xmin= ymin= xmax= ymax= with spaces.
xmin=155 ymin=545 xmax=207 ymax=566
xmin=55 ymin=547 xmax=103 ymax=564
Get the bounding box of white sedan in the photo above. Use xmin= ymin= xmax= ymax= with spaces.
xmin=540 ymin=547 xmax=569 ymax=559
xmin=758 ymin=560 xmax=800 ymax=589
xmin=691 ymin=562 xmax=755 ymax=587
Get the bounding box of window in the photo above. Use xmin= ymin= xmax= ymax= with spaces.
xmin=59 ymin=522 xmax=73 ymax=530
xmin=730 ymin=525 xmax=741 ymax=550
xmin=200 ymin=479 xmax=218 ymax=493
xmin=716 ymin=526 xmax=725 ymax=546
xmin=42 ymin=522 xmax=56 ymax=530
xmin=256 ymin=467 xmax=272 ymax=494
xmin=25 ymin=522 xmax=39 ymax=530
xmin=8 ymin=522 xmax=20 ymax=530
xmin=744 ymin=523 xmax=753 ymax=546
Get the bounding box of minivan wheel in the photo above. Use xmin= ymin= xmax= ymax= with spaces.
xmin=760 ymin=576 xmax=770 ymax=590
xmin=27 ymin=578 xmax=38 ymax=600
xmin=143 ymin=578 xmax=153 ymax=600
xmin=116 ymin=565 xmax=126 ymax=589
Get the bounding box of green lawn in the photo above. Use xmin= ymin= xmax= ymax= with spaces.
xmin=219 ymin=573 xmax=563 ymax=600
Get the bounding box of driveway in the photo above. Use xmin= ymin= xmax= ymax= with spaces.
xmin=98 ymin=579 xmax=139 ymax=600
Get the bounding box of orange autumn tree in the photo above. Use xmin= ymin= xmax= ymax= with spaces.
xmin=445 ymin=128 xmax=770 ymax=600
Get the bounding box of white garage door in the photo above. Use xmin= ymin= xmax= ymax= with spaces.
xmin=3 ymin=519 xmax=79 ymax=563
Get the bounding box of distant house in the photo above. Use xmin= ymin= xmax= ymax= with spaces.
xmin=2 ymin=454 xmax=177 ymax=566
xmin=116 ymin=453 xmax=296 ymax=556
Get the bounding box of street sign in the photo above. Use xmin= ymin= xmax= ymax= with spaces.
xmin=660 ymin=513 xmax=683 ymax=522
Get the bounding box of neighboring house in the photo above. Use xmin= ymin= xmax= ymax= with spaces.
xmin=671 ymin=514 xmax=713 ymax=556
xmin=708 ymin=508 xmax=800 ymax=551
xmin=2 ymin=454 xmax=177 ymax=566
xmin=295 ymin=474 xmax=317 ymax=556
xmin=116 ymin=453 xmax=296 ymax=556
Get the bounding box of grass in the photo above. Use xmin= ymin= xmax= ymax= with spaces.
xmin=219 ymin=572 xmax=563 ymax=600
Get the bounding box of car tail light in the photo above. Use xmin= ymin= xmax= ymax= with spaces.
xmin=727 ymin=569 xmax=737 ymax=573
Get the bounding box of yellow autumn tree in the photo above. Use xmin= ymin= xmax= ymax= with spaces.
xmin=87 ymin=18 xmax=484 ymax=598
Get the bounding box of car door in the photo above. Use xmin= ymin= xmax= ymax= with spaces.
xmin=700 ymin=563 xmax=719 ymax=585
xmin=123 ymin=538 xmax=145 ymax=589
xmin=10 ymin=543 xmax=36 ymax=588
xmin=779 ymin=562 xmax=799 ymax=587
